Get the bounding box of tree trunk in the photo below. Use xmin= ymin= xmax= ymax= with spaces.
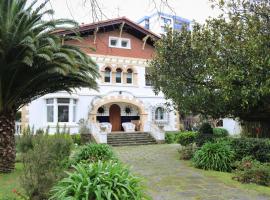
xmin=0 ymin=112 xmax=16 ymax=173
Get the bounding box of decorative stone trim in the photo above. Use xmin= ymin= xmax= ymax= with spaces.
xmin=21 ymin=106 xmax=29 ymax=130
xmin=89 ymin=95 xmax=148 ymax=131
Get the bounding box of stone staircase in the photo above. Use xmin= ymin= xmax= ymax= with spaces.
xmin=107 ymin=132 xmax=157 ymax=146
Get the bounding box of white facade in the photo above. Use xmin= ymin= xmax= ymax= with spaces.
xmin=27 ymin=54 xmax=179 ymax=134
xmin=137 ymin=12 xmax=191 ymax=36
xmin=221 ymin=118 xmax=242 ymax=135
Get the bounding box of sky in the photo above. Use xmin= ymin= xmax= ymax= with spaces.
xmin=43 ymin=0 xmax=221 ymax=24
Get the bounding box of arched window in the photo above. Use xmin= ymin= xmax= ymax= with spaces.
xmin=155 ymin=107 xmax=165 ymax=120
xmin=116 ymin=68 xmax=122 ymax=83
xmin=104 ymin=67 xmax=111 ymax=83
xmin=126 ymin=69 xmax=133 ymax=84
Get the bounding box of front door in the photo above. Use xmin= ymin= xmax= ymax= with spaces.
xmin=109 ymin=104 xmax=121 ymax=131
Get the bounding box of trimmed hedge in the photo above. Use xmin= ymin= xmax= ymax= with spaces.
xmin=178 ymin=131 xmax=198 ymax=146
xmin=213 ymin=128 xmax=229 ymax=138
xmin=230 ymin=138 xmax=270 ymax=162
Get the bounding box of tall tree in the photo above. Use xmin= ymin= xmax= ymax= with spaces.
xmin=0 ymin=0 xmax=99 ymax=173
xmin=149 ymin=0 xmax=270 ymax=136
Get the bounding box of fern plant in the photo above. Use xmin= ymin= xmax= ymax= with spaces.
xmin=50 ymin=161 xmax=150 ymax=200
xmin=192 ymin=141 xmax=234 ymax=172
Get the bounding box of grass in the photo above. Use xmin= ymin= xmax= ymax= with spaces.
xmin=0 ymin=163 xmax=23 ymax=199
xmin=184 ymin=160 xmax=270 ymax=197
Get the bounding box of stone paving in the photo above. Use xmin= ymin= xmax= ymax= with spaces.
xmin=114 ymin=144 xmax=270 ymax=200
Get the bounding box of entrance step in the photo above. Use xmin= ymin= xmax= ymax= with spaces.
xmin=107 ymin=132 xmax=157 ymax=146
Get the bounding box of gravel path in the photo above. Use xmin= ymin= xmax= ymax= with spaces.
xmin=114 ymin=144 xmax=270 ymax=200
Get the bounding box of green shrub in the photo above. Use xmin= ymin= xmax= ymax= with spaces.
xmin=71 ymin=143 xmax=115 ymax=164
xmin=50 ymin=161 xmax=149 ymax=200
xmin=233 ymin=156 xmax=260 ymax=171
xmin=230 ymin=138 xmax=270 ymax=162
xmin=193 ymin=141 xmax=234 ymax=172
xmin=213 ymin=128 xmax=229 ymax=138
xmin=195 ymin=133 xmax=214 ymax=147
xmin=16 ymin=134 xmax=33 ymax=153
xmin=165 ymin=132 xmax=176 ymax=143
xmin=20 ymin=134 xmax=73 ymax=200
xmin=71 ymin=134 xmax=81 ymax=145
xmin=233 ymin=157 xmax=270 ymax=186
xmin=178 ymin=144 xmax=198 ymax=160
xmin=199 ymin=122 xmax=213 ymax=135
xmin=35 ymin=128 xmax=44 ymax=135
xmin=178 ymin=131 xmax=198 ymax=146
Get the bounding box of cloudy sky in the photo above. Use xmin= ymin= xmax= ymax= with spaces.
xmin=44 ymin=0 xmax=221 ymax=24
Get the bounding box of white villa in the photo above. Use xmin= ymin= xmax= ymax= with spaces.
xmin=20 ymin=17 xmax=180 ymax=143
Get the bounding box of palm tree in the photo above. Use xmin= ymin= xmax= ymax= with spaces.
xmin=0 ymin=0 xmax=99 ymax=173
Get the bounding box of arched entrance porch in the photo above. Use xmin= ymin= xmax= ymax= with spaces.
xmin=89 ymin=96 xmax=148 ymax=132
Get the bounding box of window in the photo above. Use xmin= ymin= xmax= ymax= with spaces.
xmin=216 ymin=120 xmax=223 ymax=127
xmin=155 ymin=107 xmax=165 ymax=120
xmin=116 ymin=68 xmax=122 ymax=83
xmin=104 ymin=67 xmax=111 ymax=83
xmin=145 ymin=67 xmax=152 ymax=86
xmin=57 ymin=98 xmax=69 ymax=122
xmin=126 ymin=69 xmax=133 ymax=84
xmin=110 ymin=38 xmax=118 ymax=47
xmin=46 ymin=98 xmax=77 ymax=123
xmin=121 ymin=40 xmax=128 ymax=48
xmin=161 ymin=17 xmax=171 ymax=25
xmin=109 ymin=37 xmax=130 ymax=49
xmin=46 ymin=98 xmax=54 ymax=122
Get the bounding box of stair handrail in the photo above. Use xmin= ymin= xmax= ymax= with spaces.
xmin=88 ymin=122 xmax=108 ymax=144
xmin=147 ymin=121 xmax=165 ymax=142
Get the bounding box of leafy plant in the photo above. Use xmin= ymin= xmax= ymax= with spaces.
xmin=193 ymin=141 xmax=234 ymax=172
xmin=199 ymin=122 xmax=213 ymax=135
xmin=71 ymin=143 xmax=115 ymax=164
xmin=233 ymin=157 xmax=270 ymax=186
xmin=16 ymin=135 xmax=33 ymax=153
xmin=50 ymin=161 xmax=149 ymax=200
xmin=35 ymin=128 xmax=44 ymax=135
xmin=178 ymin=131 xmax=198 ymax=146
xmin=20 ymin=134 xmax=73 ymax=199
xmin=71 ymin=134 xmax=81 ymax=145
xmin=165 ymin=132 xmax=177 ymax=144
xmin=230 ymin=138 xmax=270 ymax=162
xmin=178 ymin=144 xmax=198 ymax=160
xmin=213 ymin=128 xmax=229 ymax=138
xmin=195 ymin=133 xmax=214 ymax=147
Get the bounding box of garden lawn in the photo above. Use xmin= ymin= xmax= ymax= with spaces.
xmin=0 ymin=163 xmax=23 ymax=199
xmin=114 ymin=144 xmax=270 ymax=200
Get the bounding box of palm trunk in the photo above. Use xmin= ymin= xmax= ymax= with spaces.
xmin=0 ymin=112 xmax=16 ymax=173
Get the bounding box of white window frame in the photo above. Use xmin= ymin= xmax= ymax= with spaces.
xmin=126 ymin=69 xmax=133 ymax=84
xmin=109 ymin=36 xmax=131 ymax=49
xmin=115 ymin=68 xmax=123 ymax=84
xmin=45 ymin=98 xmax=77 ymax=124
xmin=104 ymin=67 xmax=112 ymax=83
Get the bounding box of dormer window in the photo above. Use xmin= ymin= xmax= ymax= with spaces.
xmin=109 ymin=37 xmax=131 ymax=49
xmin=121 ymin=40 xmax=128 ymax=48
xmin=110 ymin=39 xmax=118 ymax=47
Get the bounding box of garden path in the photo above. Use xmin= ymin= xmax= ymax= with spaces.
xmin=114 ymin=144 xmax=270 ymax=200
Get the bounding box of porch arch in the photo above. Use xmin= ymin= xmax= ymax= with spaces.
xmin=89 ymin=96 xmax=148 ymax=131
